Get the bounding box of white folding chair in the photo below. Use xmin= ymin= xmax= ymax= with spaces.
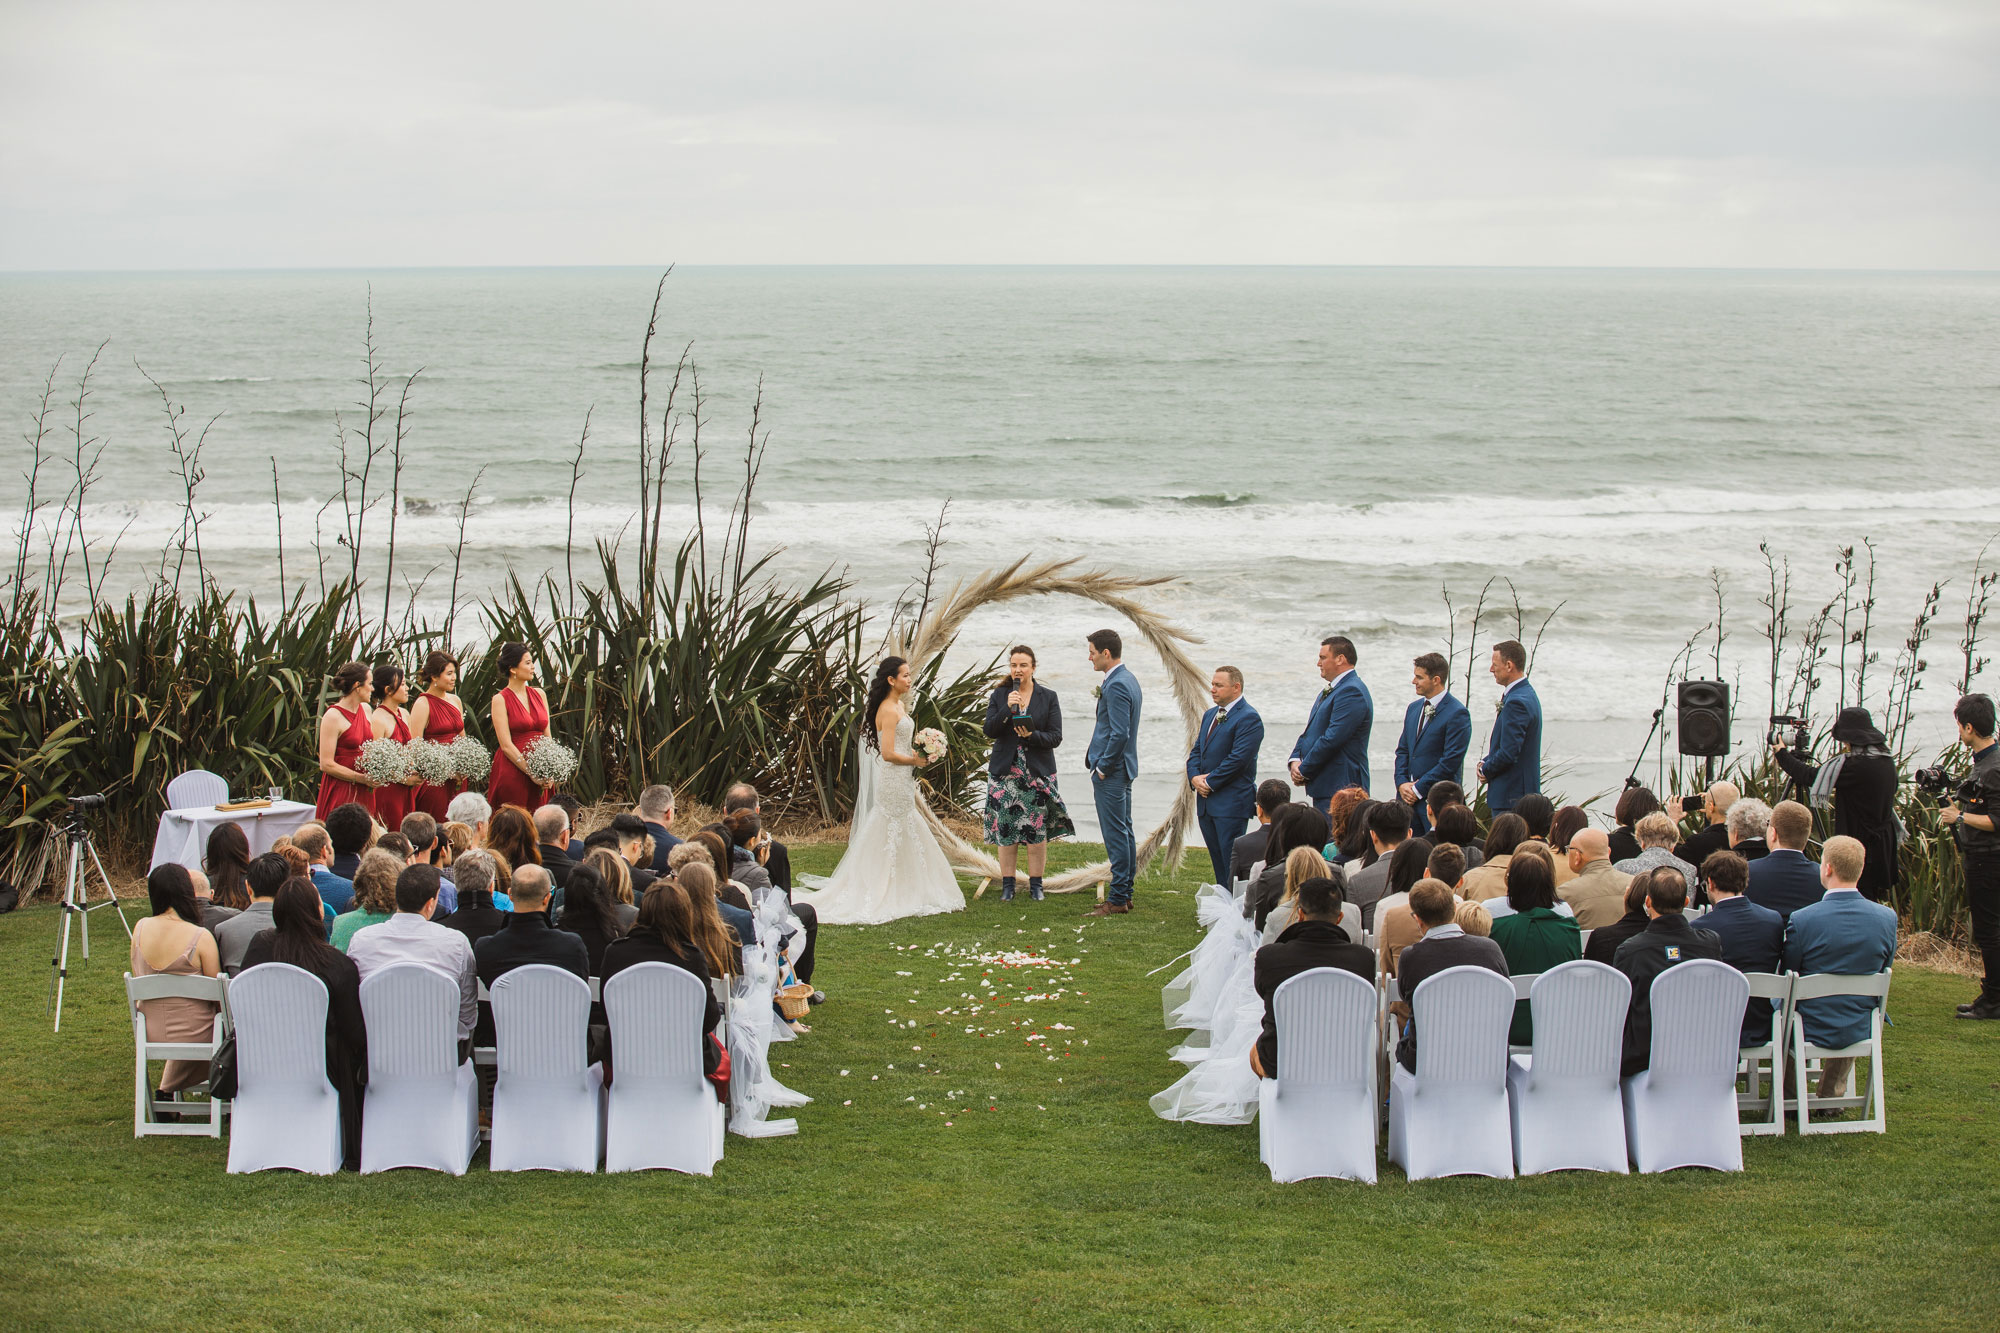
xmin=1507 ymin=960 xmax=1631 ymax=1175
xmin=166 ymin=768 xmax=229 ymax=809
xmin=1790 ymin=970 xmax=1892 ymax=1136
xmin=1387 ymin=966 xmax=1516 ymax=1180
xmin=1621 ymin=959 xmax=1748 ymax=1173
xmin=359 ymin=964 xmax=479 ymax=1174
xmin=603 ymin=963 xmax=726 ymax=1174
xmin=1257 ymin=968 xmax=1379 ymax=1184
xmin=1736 ymin=972 xmax=1793 ymax=1137
xmin=489 ymin=965 xmax=603 ymax=1172
xmin=125 ymin=972 xmax=230 ymax=1138
xmin=226 ymin=964 xmax=343 ymax=1174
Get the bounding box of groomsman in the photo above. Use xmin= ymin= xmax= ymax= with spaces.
xmin=1084 ymin=629 xmax=1142 ymax=917
xmin=1288 ymin=635 xmax=1372 ymax=813
xmin=1477 ymin=639 xmax=1542 ymax=814
xmin=1187 ymin=666 xmax=1265 ymax=886
xmin=1394 ymin=652 xmax=1470 ymax=837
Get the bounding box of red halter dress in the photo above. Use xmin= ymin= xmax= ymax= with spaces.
xmin=371 ymin=707 xmax=416 ymax=831
xmin=488 ymin=687 xmax=550 ymax=812
xmin=414 ymin=693 xmax=465 ymax=821
xmin=315 ymin=703 xmax=374 ymax=819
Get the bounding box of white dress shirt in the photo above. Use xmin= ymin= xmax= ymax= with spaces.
xmin=348 ymin=912 xmax=478 ymax=1039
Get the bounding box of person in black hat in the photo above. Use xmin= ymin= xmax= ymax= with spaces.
xmin=1774 ymin=705 xmax=1900 ymax=902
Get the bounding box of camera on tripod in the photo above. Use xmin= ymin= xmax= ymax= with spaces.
xmin=1768 ymin=714 xmax=1810 ymax=750
xmin=66 ymin=793 xmax=108 ymax=811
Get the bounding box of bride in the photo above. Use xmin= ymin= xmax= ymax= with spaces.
xmin=797 ymin=657 xmax=966 ymax=924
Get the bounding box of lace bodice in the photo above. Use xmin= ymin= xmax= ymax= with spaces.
xmin=875 ymin=713 xmax=918 ymax=812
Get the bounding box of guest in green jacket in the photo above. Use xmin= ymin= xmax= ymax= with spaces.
xmin=1488 ymin=848 xmax=1582 ymax=1045
xmin=330 ymin=849 xmax=400 ymax=952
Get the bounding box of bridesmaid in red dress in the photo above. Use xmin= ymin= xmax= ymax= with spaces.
xmin=408 ymin=650 xmax=466 ymax=821
xmin=369 ymin=663 xmax=420 ymax=832
xmin=315 ymin=661 xmax=378 ymax=819
xmin=488 ymin=641 xmax=552 ymax=811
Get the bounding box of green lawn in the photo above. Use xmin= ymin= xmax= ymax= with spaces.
xmin=1 ymin=842 xmax=1994 ymax=1332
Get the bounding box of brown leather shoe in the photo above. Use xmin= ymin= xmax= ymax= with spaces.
xmin=1084 ymin=902 xmax=1131 ymax=917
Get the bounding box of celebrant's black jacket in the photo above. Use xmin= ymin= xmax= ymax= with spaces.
xmin=984 ymin=682 xmax=1063 ymax=780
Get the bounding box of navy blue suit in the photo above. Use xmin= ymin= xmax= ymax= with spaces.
xmin=1086 ymin=664 xmax=1142 ymax=905
xmin=1290 ymin=672 xmax=1372 ymax=808
xmin=1703 ymin=895 xmax=1785 ymax=1046
xmin=1393 ymin=691 xmax=1470 ymax=837
xmin=1744 ymin=848 xmax=1823 ymax=922
xmin=1480 ymin=678 xmax=1543 ymax=814
xmin=1186 ymin=699 xmax=1264 ymax=885
xmin=1784 ymin=890 xmax=1898 ymax=1049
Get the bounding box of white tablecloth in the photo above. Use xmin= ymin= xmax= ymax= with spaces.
xmin=149 ymin=800 xmax=318 ymax=872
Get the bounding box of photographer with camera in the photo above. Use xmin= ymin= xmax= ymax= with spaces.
xmin=1773 ymin=706 xmax=1899 ymax=903
xmin=1938 ymin=694 xmax=2000 ymax=1020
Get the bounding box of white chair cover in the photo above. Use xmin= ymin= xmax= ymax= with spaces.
xmin=125 ymin=971 xmax=230 ymax=1138
xmin=226 ymin=963 xmax=343 ymax=1174
xmin=1506 ymin=960 xmax=1631 ymax=1175
xmin=166 ymin=768 xmax=228 ymax=809
xmin=1257 ymin=968 xmax=1378 ymax=1183
xmin=489 ymin=965 xmax=604 ymax=1172
xmin=1387 ymin=965 xmax=1516 ymax=1180
xmin=604 ymin=963 xmax=726 ymax=1174
xmin=1621 ymin=959 xmax=1747 ymax=1172
xmin=358 ymin=964 xmax=479 ymax=1175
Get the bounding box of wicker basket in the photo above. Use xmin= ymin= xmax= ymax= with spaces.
xmin=775 ymin=982 xmax=814 ymax=1021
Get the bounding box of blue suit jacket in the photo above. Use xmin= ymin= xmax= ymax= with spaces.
xmin=1783 ymin=890 xmax=1898 ymax=1049
xmin=1085 ymin=664 xmax=1141 ymax=782
xmin=1481 ymin=679 xmax=1543 ymax=812
xmin=1394 ymin=692 xmax=1470 ymax=830
xmin=1745 ymin=848 xmax=1823 ymax=922
xmin=1703 ymin=895 xmax=1786 ymax=1046
xmin=1290 ymin=672 xmax=1372 ymax=800
xmin=1187 ymin=700 xmax=1264 ymax=821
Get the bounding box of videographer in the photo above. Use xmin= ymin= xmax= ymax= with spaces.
xmin=1773 ymin=706 xmax=1899 ymax=903
xmin=1939 ymin=694 xmax=2000 ymax=1021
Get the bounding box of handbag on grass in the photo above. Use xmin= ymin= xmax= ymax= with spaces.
xmin=207 ymin=1034 xmax=238 ymax=1101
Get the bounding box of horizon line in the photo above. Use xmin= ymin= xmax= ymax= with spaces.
xmin=3 ymin=262 xmax=1998 ymax=278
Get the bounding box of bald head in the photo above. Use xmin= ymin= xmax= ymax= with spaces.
xmin=1570 ymin=827 xmax=1610 ymax=863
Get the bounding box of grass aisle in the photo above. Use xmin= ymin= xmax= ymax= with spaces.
xmin=1 ymin=841 xmax=1995 ymax=1331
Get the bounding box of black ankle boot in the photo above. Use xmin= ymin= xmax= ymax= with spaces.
xmin=1000 ymin=877 xmax=1016 ymax=902
xmin=1029 ymin=878 xmax=1045 ymax=901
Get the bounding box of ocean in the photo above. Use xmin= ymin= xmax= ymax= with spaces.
xmin=5 ymin=266 xmax=1997 ymax=833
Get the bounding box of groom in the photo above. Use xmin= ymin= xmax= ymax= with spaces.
xmin=1084 ymin=629 xmax=1141 ymax=917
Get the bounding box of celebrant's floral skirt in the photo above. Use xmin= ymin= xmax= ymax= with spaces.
xmin=985 ymin=762 xmax=1076 ymax=846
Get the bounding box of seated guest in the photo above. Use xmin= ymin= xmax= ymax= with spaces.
xmin=1612 ymin=867 xmax=1724 ymax=1077
xmin=637 ymin=783 xmax=684 ymax=875
xmin=1460 ymin=813 xmax=1530 ymax=902
xmin=295 ymin=823 xmax=355 ymax=915
xmin=474 ymin=866 xmax=588 ymax=987
xmin=1487 ymin=851 xmax=1582 ymax=1045
xmin=1423 ymin=780 xmax=1465 ymax=835
xmin=1377 ymin=846 xmax=1465 ymax=974
xmin=1515 ymin=793 xmax=1556 ymax=848
xmin=187 ymin=868 xmax=236 ymax=933
xmin=399 ymin=811 xmax=456 ymax=913
xmin=330 ymin=849 xmax=400 ymax=952
xmin=1341 ymin=801 xmax=1412 ymax=930
xmin=551 ymin=793 xmax=588 ymax=860
xmin=446 ymin=791 xmax=492 ymax=846
xmin=1231 ymin=778 xmax=1294 ymax=885
xmin=1608 ymin=786 xmax=1661 ymax=864
xmin=673 ymin=843 xmax=754 ymax=957
xmin=584 ymin=845 xmax=637 ymax=921
xmin=690 ymin=831 xmax=751 ymax=911
xmin=600 ymin=879 xmax=722 ymax=1068
xmin=533 ymin=803 xmax=578 ymax=892
xmin=130 ymin=864 xmax=222 ymax=1104
xmin=1248 ymin=875 xmax=1375 ymax=1079
xmin=1394 ymin=878 xmax=1509 ymax=1073
xmin=724 ymin=784 xmax=792 ymax=891
xmin=374 ymin=831 xmax=413 ymax=864
xmin=611 ymin=813 xmax=662 ymax=894
xmin=673 ymin=861 xmax=746 ymax=980
xmin=707 ymin=811 xmax=767 ymax=894
xmin=242 ymin=877 xmax=367 ymax=1169
xmin=438 ymin=849 xmax=509 ymax=950
xmin=1584 ymin=876 xmax=1653 ymax=964
xmin=722 ymin=796 xmax=819 ymax=985
xmin=1331 ymin=796 xmax=1378 ymax=869
xmin=440 ymin=819 xmax=475 ymax=867
xmin=1483 ymin=841 xmax=1570 ymax=921
xmin=1699 ymin=850 xmax=1784 ymax=1048
xmin=1260 ymin=845 xmax=1335 ymax=945
xmin=485 ymin=805 xmax=547 ymax=904
xmin=1557 ymin=827 xmax=1634 ymax=929
xmin=1725 ymin=796 xmax=1774 ymax=863
xmin=348 ymin=864 xmax=478 ymax=1045
xmin=1667 ymin=780 xmax=1741 ymax=872
xmin=1456 ymin=900 xmax=1493 ymax=936
xmin=1746 ymin=799 xmax=1822 ymax=922
xmin=216 ymin=853 xmax=289 ymax=974
xmin=324 ymin=800 xmax=374 ymax=880
xmin=556 ymin=863 xmax=628 ymax=975
xmin=204 ymin=822 xmax=253 ymax=915
xmin=1547 ymin=804 xmax=1589 ymax=887
xmin=1614 ymin=812 xmax=1698 ymax=892
xmin=1245 ymin=805 xmax=1332 ymax=933
xmin=1324 ymin=786 xmax=1371 ymax=863
xmin=1432 ymin=801 xmax=1484 ymax=870
xmin=1784 ymin=834 xmax=1898 ymax=1096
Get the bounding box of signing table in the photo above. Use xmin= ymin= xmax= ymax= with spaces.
xmin=149 ymin=800 xmax=318 ymax=872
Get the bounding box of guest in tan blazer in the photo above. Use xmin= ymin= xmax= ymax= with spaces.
xmin=1377 ymin=845 xmax=1467 ymax=974
xmin=1557 ymin=826 xmax=1635 ymax=928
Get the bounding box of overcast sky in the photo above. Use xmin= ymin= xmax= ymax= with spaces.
xmin=3 ymin=0 xmax=1995 ymax=269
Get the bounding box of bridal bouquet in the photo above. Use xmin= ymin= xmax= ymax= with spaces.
xmin=357 ymin=737 xmax=414 ymax=786
xmin=448 ymin=734 xmax=492 ymax=785
xmin=913 ymin=727 xmax=948 ymax=762
xmin=520 ymin=736 xmax=580 ymax=789
xmin=409 ymin=738 xmax=459 ymax=786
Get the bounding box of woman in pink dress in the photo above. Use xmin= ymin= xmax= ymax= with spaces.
xmin=131 ymin=864 xmax=221 ymax=1095
xmin=488 ymin=642 xmax=551 ymax=811
xmin=369 ymin=663 xmax=419 ymax=833
xmin=408 ymin=649 xmax=466 ymax=820
xmin=315 ymin=661 xmax=377 ymax=819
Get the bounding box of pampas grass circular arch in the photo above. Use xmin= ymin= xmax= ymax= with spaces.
xmin=891 ymin=558 xmax=1209 ymax=896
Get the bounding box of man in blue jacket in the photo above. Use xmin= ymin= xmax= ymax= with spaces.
xmin=1288 ymin=635 xmax=1371 ymax=813
xmin=1394 ymin=652 xmax=1470 ymax=838
xmin=1698 ymin=849 xmax=1785 ymax=1048
xmin=1085 ymin=629 xmax=1143 ymax=917
xmin=1186 ymin=665 xmax=1264 ymax=887
xmin=1745 ymin=800 xmax=1824 ymax=922
xmin=1784 ymin=834 xmax=1898 ymax=1096
xmin=1477 ymin=639 xmax=1542 ymax=815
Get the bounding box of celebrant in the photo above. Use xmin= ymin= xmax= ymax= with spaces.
xmin=982 ymin=645 xmax=1072 ymax=902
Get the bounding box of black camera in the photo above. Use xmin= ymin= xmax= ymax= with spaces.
xmin=1768 ymin=714 xmax=1810 ymax=749
xmin=67 ymin=793 xmax=108 ymax=811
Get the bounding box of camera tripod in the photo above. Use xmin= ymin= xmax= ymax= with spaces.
xmin=47 ymin=818 xmax=132 ymax=1033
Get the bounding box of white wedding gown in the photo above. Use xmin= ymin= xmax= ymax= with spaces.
xmin=796 ymin=714 xmax=965 ymax=925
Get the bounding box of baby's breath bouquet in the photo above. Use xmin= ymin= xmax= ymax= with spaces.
xmin=520 ymin=736 xmax=580 ymax=789
xmin=357 ymin=737 xmax=413 ymax=785
xmin=409 ymin=738 xmax=458 ymax=786
xmin=449 ymin=734 xmax=492 ymax=785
